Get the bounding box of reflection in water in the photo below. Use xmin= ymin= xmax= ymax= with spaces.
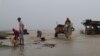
xmin=11 ymin=47 xmax=18 ymax=56
xmin=19 ymin=45 xmax=25 ymax=56
xmin=11 ymin=45 xmax=25 ymax=56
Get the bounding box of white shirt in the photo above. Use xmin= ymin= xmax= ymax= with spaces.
xmin=19 ymin=21 xmax=24 ymax=32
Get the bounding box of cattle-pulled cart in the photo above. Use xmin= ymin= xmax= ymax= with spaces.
xmin=82 ymin=19 xmax=100 ymax=35
xmin=55 ymin=24 xmax=74 ymax=38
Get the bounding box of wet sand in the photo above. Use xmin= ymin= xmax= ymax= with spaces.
xmin=0 ymin=31 xmax=100 ymax=56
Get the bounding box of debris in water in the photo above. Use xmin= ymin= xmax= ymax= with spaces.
xmin=43 ymin=43 xmax=56 ymax=48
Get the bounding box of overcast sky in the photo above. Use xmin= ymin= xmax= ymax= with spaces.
xmin=0 ymin=0 xmax=100 ymax=31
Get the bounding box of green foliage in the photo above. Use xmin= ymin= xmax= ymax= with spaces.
xmin=0 ymin=31 xmax=8 ymax=39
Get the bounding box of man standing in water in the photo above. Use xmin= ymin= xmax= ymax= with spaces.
xmin=17 ymin=17 xmax=24 ymax=45
xmin=64 ymin=18 xmax=72 ymax=39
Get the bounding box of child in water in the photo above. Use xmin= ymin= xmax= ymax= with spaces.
xmin=11 ymin=28 xmax=20 ymax=46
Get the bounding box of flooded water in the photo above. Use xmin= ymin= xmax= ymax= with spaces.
xmin=1 ymin=31 xmax=100 ymax=56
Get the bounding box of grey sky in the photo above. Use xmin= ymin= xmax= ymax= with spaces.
xmin=0 ymin=0 xmax=100 ymax=30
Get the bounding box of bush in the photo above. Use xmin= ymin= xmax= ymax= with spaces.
xmin=0 ymin=32 xmax=8 ymax=39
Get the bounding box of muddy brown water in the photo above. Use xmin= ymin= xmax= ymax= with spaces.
xmin=1 ymin=31 xmax=100 ymax=56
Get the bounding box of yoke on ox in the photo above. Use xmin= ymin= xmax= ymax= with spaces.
xmin=55 ymin=24 xmax=74 ymax=39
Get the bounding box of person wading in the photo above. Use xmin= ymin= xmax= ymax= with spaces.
xmin=17 ymin=17 xmax=24 ymax=45
xmin=64 ymin=18 xmax=72 ymax=39
xmin=12 ymin=28 xmax=20 ymax=46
